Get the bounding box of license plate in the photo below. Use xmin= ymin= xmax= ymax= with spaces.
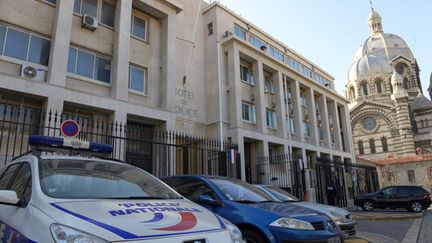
xmin=328 ymin=237 xmax=341 ymax=243
xmin=184 ymin=239 xmax=206 ymax=243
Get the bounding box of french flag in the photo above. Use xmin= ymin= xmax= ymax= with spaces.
xmin=227 ymin=148 xmax=238 ymax=164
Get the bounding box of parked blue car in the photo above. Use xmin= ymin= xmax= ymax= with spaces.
xmin=162 ymin=175 xmax=343 ymax=243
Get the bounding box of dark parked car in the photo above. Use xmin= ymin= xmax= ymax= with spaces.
xmin=354 ymin=185 xmax=431 ymax=213
xmin=162 ymin=175 xmax=344 ymax=243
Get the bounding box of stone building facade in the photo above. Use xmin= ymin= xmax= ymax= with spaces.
xmin=345 ymin=8 xmax=432 ymax=190
xmin=0 ymin=0 xmax=357 ymax=204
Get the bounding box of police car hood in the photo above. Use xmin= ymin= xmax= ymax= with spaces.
xmin=40 ymin=199 xmax=226 ymax=241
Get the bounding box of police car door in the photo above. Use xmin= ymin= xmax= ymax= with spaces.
xmin=0 ymin=162 xmax=33 ymax=242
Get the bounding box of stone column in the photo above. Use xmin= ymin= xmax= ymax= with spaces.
xmin=307 ymin=88 xmax=318 ymax=145
xmin=111 ymin=0 xmax=132 ymax=101
xmin=160 ymin=12 xmax=177 ymax=111
xmin=333 ymin=101 xmax=343 ymax=151
xmin=253 ymin=60 xmax=266 ymax=133
xmin=46 ymin=0 xmax=74 ymax=86
xmin=292 ymin=80 xmax=304 ymax=141
xmin=274 ymin=71 xmax=287 ymax=137
xmin=226 ymin=44 xmax=242 ymax=128
xmin=339 ymin=104 xmax=351 ymax=153
xmin=110 ymin=109 xmax=128 ymax=161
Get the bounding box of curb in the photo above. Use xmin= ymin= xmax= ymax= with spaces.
xmin=352 ymin=213 xmax=422 ymax=221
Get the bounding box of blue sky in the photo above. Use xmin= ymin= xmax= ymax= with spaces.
xmin=215 ymin=0 xmax=432 ymax=96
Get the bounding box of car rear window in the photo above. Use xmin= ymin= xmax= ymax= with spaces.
xmin=399 ymin=186 xmax=428 ymax=195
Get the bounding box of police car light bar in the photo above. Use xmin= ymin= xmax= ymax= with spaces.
xmin=29 ymin=135 xmax=113 ymax=154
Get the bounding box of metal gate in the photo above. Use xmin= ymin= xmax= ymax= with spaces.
xmin=0 ymin=104 xmax=239 ymax=178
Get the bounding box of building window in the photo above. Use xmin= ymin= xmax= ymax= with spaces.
xmin=67 ymin=47 xmax=111 ymax=83
xmin=74 ymin=0 xmax=98 ymax=17
xmin=369 ymin=138 xmax=376 ymax=153
xmin=403 ymin=78 xmax=409 ymax=90
xmin=358 ymin=141 xmax=364 ymax=155
xmin=131 ymin=14 xmax=147 ymax=41
xmin=381 ymin=137 xmax=388 ymax=152
xmin=264 ymin=79 xmax=275 ymax=93
xmin=266 ymin=110 xmax=277 ymax=129
xmin=269 ymin=46 xmax=284 ymax=62
xmin=302 ymin=121 xmax=310 ymax=137
xmin=242 ymin=102 xmax=256 ymax=123
xmin=288 ymin=115 xmax=295 ymax=134
xmin=234 ymin=25 xmax=246 ymax=40
xmin=101 ymin=1 xmax=115 ymax=28
xmin=240 ymin=64 xmax=253 ymax=85
xmin=376 ymin=80 xmax=382 ymax=93
xmin=349 ymin=86 xmax=356 ymax=99
xmin=207 ymin=22 xmax=213 ymax=36
xmin=249 ymin=35 xmax=267 ymax=50
xmin=300 ymin=92 xmax=307 ymax=107
xmin=43 ymin=0 xmax=57 ymax=5
xmin=0 ymin=26 xmax=51 ymax=66
xmin=361 ymin=83 xmax=368 ymax=95
xmin=129 ymin=65 xmax=147 ymax=93
xmin=407 ymin=170 xmax=415 ymax=182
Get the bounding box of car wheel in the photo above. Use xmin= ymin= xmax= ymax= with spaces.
xmin=362 ymin=200 xmax=374 ymax=211
xmin=242 ymin=228 xmax=268 ymax=243
xmin=410 ymin=201 xmax=423 ymax=213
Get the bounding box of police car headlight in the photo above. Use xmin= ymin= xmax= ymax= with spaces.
xmin=270 ymin=218 xmax=315 ymax=230
xmin=330 ymin=210 xmax=346 ymax=223
xmin=50 ymin=224 xmax=108 ymax=243
xmin=219 ymin=216 xmax=243 ymax=243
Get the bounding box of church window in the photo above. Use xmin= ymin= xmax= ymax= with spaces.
xmin=361 ymin=83 xmax=368 ymax=96
xmin=407 ymin=170 xmax=415 ymax=182
xmin=389 ymin=81 xmax=393 ymax=93
xmin=376 ymin=80 xmax=382 ymax=93
xmin=403 ymin=78 xmax=409 ymax=90
xmin=369 ymin=138 xmax=376 ymax=153
xmin=428 ymin=167 xmax=432 ymax=180
xmin=349 ymin=87 xmax=355 ymax=99
xmin=395 ymin=63 xmax=406 ymax=75
xmin=358 ymin=141 xmax=364 ymax=155
xmin=381 ymin=137 xmax=388 ymax=152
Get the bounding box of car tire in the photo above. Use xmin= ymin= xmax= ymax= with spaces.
xmin=242 ymin=228 xmax=268 ymax=243
xmin=362 ymin=200 xmax=374 ymax=211
xmin=410 ymin=201 xmax=423 ymax=213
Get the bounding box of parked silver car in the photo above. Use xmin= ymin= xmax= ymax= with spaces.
xmin=255 ymin=185 xmax=356 ymax=238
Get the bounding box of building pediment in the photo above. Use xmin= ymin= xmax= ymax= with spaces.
xmin=350 ymin=100 xmax=396 ymax=128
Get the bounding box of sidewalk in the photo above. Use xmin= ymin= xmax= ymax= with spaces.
xmin=350 ymin=208 xmax=423 ymax=221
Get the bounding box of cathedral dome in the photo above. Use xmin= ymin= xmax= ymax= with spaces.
xmin=347 ymin=33 xmax=414 ymax=82
xmin=347 ymin=9 xmax=415 ymax=83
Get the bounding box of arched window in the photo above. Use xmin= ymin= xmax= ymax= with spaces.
xmin=361 ymin=83 xmax=369 ymax=96
xmin=369 ymin=138 xmax=376 ymax=153
xmin=376 ymin=80 xmax=382 ymax=93
xmin=428 ymin=166 xmax=432 ymax=180
xmin=349 ymin=86 xmax=355 ymax=99
xmin=389 ymin=81 xmax=393 ymax=93
xmin=403 ymin=78 xmax=409 ymax=90
xmin=381 ymin=137 xmax=388 ymax=152
xmin=358 ymin=141 xmax=364 ymax=155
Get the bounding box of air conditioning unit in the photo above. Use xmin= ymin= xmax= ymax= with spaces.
xmin=82 ymin=14 xmax=98 ymax=31
xmin=260 ymin=45 xmax=267 ymax=51
xmin=251 ymin=94 xmax=255 ymax=101
xmin=264 ymin=86 xmax=269 ymax=93
xmin=20 ymin=64 xmax=47 ymax=81
xmin=271 ymin=102 xmax=276 ymax=108
xmin=222 ymin=30 xmax=232 ymax=38
xmin=287 ymin=98 xmax=292 ymax=104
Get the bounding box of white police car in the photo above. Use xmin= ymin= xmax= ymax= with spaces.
xmin=0 ymin=121 xmax=242 ymax=243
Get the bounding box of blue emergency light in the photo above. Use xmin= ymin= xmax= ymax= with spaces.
xmin=29 ymin=135 xmax=113 ymax=154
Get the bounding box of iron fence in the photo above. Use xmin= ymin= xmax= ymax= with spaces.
xmin=0 ymin=104 xmax=239 ymax=178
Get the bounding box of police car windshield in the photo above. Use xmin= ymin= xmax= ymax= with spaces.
xmin=210 ymin=178 xmax=277 ymax=203
xmin=39 ymin=159 xmax=182 ymax=199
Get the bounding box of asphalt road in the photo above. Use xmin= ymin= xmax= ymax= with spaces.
xmin=418 ymin=209 xmax=432 ymax=243
xmin=356 ymin=219 xmax=414 ymax=242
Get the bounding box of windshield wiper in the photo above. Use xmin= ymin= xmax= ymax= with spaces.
xmin=235 ymin=200 xmax=276 ymax=204
xmin=103 ymin=196 xmax=179 ymax=200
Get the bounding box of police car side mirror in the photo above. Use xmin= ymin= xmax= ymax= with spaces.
xmin=197 ymin=195 xmax=220 ymax=207
xmin=0 ymin=190 xmax=20 ymax=206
